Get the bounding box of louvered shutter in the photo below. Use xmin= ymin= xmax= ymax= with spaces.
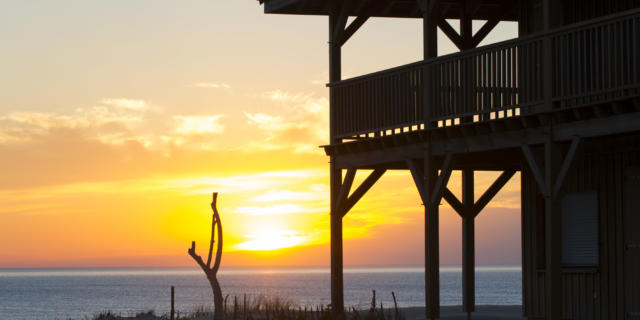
xmin=561 ymin=192 xmax=599 ymax=267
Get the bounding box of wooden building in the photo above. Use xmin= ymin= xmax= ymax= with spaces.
xmin=257 ymin=1 xmax=640 ymax=319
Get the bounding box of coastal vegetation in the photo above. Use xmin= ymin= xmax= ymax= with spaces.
xmin=84 ymin=291 xmax=405 ymax=320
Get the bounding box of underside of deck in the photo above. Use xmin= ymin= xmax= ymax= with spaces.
xmin=259 ymin=0 xmax=519 ymax=20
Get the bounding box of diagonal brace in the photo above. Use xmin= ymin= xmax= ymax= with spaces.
xmin=340 ymin=16 xmax=369 ymax=46
xmin=443 ymin=188 xmax=465 ymax=216
xmin=472 ymin=170 xmax=516 ymax=217
xmin=522 ymin=137 xmax=581 ymax=198
xmin=553 ymin=137 xmax=581 ymax=197
xmin=443 ymin=170 xmax=516 ymax=218
xmin=336 ymin=168 xmax=357 ymax=213
xmin=430 ymin=153 xmax=454 ymax=207
xmin=407 ymin=159 xmax=427 ymax=204
xmin=340 ymin=169 xmax=386 ymax=217
xmin=407 ymin=153 xmax=454 ymax=207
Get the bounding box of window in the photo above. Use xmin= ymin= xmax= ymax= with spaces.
xmin=561 ymin=192 xmax=599 ymax=267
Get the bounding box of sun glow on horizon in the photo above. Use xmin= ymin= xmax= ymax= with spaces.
xmin=234 ymin=230 xmax=309 ymax=251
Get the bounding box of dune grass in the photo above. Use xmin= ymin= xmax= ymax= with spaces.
xmin=86 ymin=291 xmax=405 ymax=320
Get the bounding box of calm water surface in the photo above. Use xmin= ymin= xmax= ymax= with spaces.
xmin=0 ymin=266 xmax=521 ymax=320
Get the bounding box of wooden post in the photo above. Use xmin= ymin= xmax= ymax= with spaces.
xmin=170 ymin=286 xmax=175 ymax=320
xmin=420 ymin=0 xmax=437 ymax=130
xmin=462 ymin=170 xmax=475 ymax=315
xmin=424 ymin=153 xmax=440 ymax=319
xmin=329 ymin=3 xmax=344 ymax=315
xmin=544 ymin=129 xmax=563 ymax=320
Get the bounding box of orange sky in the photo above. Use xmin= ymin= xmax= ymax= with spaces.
xmin=0 ymin=1 xmax=521 ymax=268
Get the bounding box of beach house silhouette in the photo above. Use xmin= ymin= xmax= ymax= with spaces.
xmin=257 ymin=1 xmax=640 ymax=319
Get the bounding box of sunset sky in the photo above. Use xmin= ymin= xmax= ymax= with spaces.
xmin=0 ymin=1 xmax=521 ymax=268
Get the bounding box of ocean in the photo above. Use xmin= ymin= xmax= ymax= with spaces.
xmin=0 ymin=266 xmax=521 ymax=320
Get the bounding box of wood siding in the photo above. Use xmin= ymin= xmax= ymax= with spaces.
xmin=522 ymin=134 xmax=640 ymax=319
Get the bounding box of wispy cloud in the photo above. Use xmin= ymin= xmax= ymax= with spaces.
xmin=267 ymin=90 xmax=312 ymax=103
xmin=192 ymin=82 xmax=230 ymax=89
xmin=242 ymin=90 xmax=328 ymax=153
xmin=100 ymin=98 xmax=150 ymax=111
xmin=173 ymin=115 xmax=225 ymax=135
xmin=244 ymin=112 xmax=284 ymax=131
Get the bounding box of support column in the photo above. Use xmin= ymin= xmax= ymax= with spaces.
xmin=424 ymin=153 xmax=440 ymax=319
xmin=462 ymin=170 xmax=475 ymax=315
xmin=422 ymin=2 xmax=437 ymax=59
xmin=420 ymin=0 xmax=437 ymax=130
xmin=542 ymin=0 xmax=563 ymax=316
xmin=544 ymin=129 xmax=562 ymax=320
xmin=329 ymin=8 xmax=344 ymax=316
xmin=419 ymin=2 xmax=439 ymax=316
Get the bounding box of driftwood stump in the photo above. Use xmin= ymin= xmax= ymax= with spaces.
xmin=188 ymin=192 xmax=224 ymax=320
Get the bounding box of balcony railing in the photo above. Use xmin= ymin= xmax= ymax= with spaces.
xmin=330 ymin=9 xmax=640 ymax=140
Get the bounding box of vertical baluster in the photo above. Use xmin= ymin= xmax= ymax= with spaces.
xmin=393 ymin=74 xmax=397 ymax=129
xmin=624 ymin=19 xmax=631 ymax=88
xmin=582 ymin=29 xmax=588 ymax=105
xmin=512 ymin=45 xmax=517 ymax=107
xmin=590 ymin=26 xmax=596 ymax=101
xmin=538 ymin=40 xmax=543 ymax=102
xmin=491 ymin=50 xmax=496 ymax=113
xmin=563 ymin=34 xmax=569 ymax=105
xmin=500 ymin=48 xmax=505 ymax=109
xmin=444 ymin=61 xmax=449 ymax=119
xmin=454 ymin=60 xmax=459 ymax=118
xmin=607 ymin=23 xmax=613 ymax=95
xmin=508 ymin=46 xmax=513 ymax=109
xmin=357 ymin=82 xmax=361 ymax=134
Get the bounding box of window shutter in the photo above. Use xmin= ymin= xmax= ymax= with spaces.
xmin=561 ymin=192 xmax=599 ymax=267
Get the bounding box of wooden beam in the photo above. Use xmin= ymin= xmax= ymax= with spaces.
xmin=553 ymin=136 xmax=581 ymax=197
xmin=340 ymin=169 xmax=386 ymax=216
xmin=340 ymin=16 xmax=369 ymax=46
xmin=521 ymin=144 xmax=547 ymax=196
xmin=430 ymin=153 xmax=454 ymax=207
xmin=472 ymin=169 xmax=517 ymax=217
xmin=443 ymin=188 xmax=465 ymax=216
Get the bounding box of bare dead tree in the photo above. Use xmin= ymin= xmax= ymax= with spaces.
xmin=188 ymin=192 xmax=224 ymax=320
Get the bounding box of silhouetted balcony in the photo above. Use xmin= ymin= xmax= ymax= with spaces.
xmin=329 ymin=9 xmax=640 ymax=141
